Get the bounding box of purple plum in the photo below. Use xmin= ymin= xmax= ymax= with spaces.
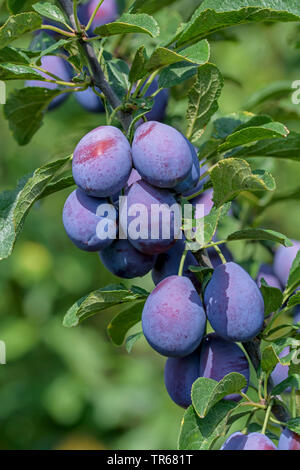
xmin=26 ymin=55 xmax=71 ymax=110
xmin=99 ymin=239 xmax=155 ymax=278
xmin=273 ymin=240 xmax=300 ymax=287
xmin=72 ymin=125 xmax=132 ymax=197
xmin=199 ymin=333 xmax=250 ymax=401
xmin=271 ymin=347 xmax=290 ymax=388
xmin=164 ymin=349 xmax=200 ymax=408
xmin=132 ymin=121 xmax=193 ymax=189
xmin=221 ymin=432 xmax=276 ymax=450
xmin=75 ymin=87 xmax=104 ymax=113
xmin=278 ymin=428 xmax=300 ymax=450
xmin=142 ymin=275 xmax=206 ymax=357
xmin=204 ymin=262 xmax=264 ymax=342
xmin=119 ymin=180 xmax=181 ymax=255
xmin=143 ymin=78 xmax=169 ymax=122
xmin=257 ymin=264 xmax=282 ymax=290
xmin=174 ymin=140 xmax=200 ymax=194
xmin=62 ymin=189 xmax=115 ymax=252
xmin=78 ymin=0 xmax=118 ymax=33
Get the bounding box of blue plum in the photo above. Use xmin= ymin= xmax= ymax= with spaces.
xmin=151 ymin=238 xmax=199 ymax=288
xmin=143 ymin=78 xmax=169 ymax=122
xmin=191 ymin=189 xmax=214 ymax=218
xmin=62 ymin=189 xmax=115 ymax=252
xmin=199 ymin=333 xmax=250 ymax=401
xmin=142 ymin=275 xmax=206 ymax=357
xmin=221 ymin=432 xmax=276 ymax=450
xmin=132 ymin=121 xmax=193 ymax=188
xmin=164 ymin=349 xmax=200 ymax=408
xmin=119 ymin=180 xmax=181 ymax=255
xmin=78 ymin=0 xmax=118 ymax=33
xmin=174 ymin=140 xmax=200 ymax=194
xmin=271 ymin=347 xmax=290 ymax=388
xmin=273 ymin=240 xmax=300 ymax=287
xmin=181 ymin=160 xmax=209 ymax=198
xmin=294 ymin=306 xmax=300 ymax=325
xmin=75 ymin=87 xmax=104 ymax=113
xmin=26 ymin=55 xmax=71 ymax=110
xmin=257 ymin=264 xmax=282 ymax=290
xmin=72 ymin=126 xmax=132 ymax=197
xmin=99 ymin=239 xmax=155 ymax=278
xmin=207 ymin=244 xmax=233 ymax=268
xmin=278 ymin=428 xmax=300 ymax=450
xmin=204 ymin=262 xmax=264 ymax=342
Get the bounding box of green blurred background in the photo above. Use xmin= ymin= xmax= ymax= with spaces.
xmin=1 ymin=0 xmax=300 ymax=450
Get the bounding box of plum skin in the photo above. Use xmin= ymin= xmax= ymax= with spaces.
xmin=221 ymin=432 xmax=276 ymax=450
xmin=26 ymin=55 xmax=71 ymax=110
xmin=62 ymin=189 xmax=114 ymax=252
xmin=164 ymin=349 xmax=200 ymax=408
xmin=72 ymin=126 xmax=132 ymax=198
xmin=278 ymin=428 xmax=300 ymax=450
xmin=204 ymin=262 xmax=264 ymax=342
xmin=174 ymin=139 xmax=200 ymax=194
xmin=143 ymin=78 xmax=169 ymax=122
xmin=78 ymin=0 xmax=118 ymax=33
xmin=75 ymin=87 xmax=104 ymax=113
xmin=142 ymin=275 xmax=206 ymax=357
xmin=271 ymin=346 xmax=290 ymax=388
xmin=119 ymin=180 xmax=180 ymax=255
xmin=132 ymin=121 xmax=193 ymax=189
xmin=99 ymin=239 xmax=156 ymax=279
xmin=199 ymin=333 xmax=250 ymax=401
xmin=273 ymin=240 xmax=300 ymax=287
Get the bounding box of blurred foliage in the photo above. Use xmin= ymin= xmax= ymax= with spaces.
xmin=1 ymin=0 xmax=300 ymax=450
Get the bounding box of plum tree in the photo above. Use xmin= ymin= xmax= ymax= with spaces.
xmin=142 ymin=275 xmax=206 ymax=357
xmin=78 ymin=0 xmax=118 ymax=33
xmin=271 ymin=347 xmax=289 ymax=388
xmin=199 ymin=333 xmax=250 ymax=401
xmin=204 ymin=262 xmax=264 ymax=342
xmin=72 ymin=126 xmax=132 ymax=197
xmin=119 ymin=180 xmax=181 ymax=255
xmin=174 ymin=139 xmax=200 ymax=194
xmin=273 ymin=240 xmax=300 ymax=286
xmin=26 ymin=55 xmax=71 ymax=109
xmin=62 ymin=189 xmax=115 ymax=252
xmin=278 ymin=428 xmax=300 ymax=450
xmin=75 ymin=87 xmax=104 ymax=113
xmin=221 ymin=432 xmax=276 ymax=450
xmin=99 ymin=239 xmax=155 ymax=279
xmin=257 ymin=263 xmax=282 ymax=290
xmin=151 ymin=238 xmax=199 ymax=288
xmin=132 ymin=121 xmax=193 ymax=188
xmin=164 ymin=349 xmax=200 ymax=408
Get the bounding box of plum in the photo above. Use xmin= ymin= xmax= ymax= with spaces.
xmin=151 ymin=238 xmax=199 ymax=288
xmin=164 ymin=349 xmax=200 ymax=408
xmin=143 ymin=78 xmax=169 ymax=122
xmin=174 ymin=140 xmax=200 ymax=194
xmin=99 ymin=239 xmax=155 ymax=278
xmin=278 ymin=428 xmax=300 ymax=450
xmin=191 ymin=189 xmax=214 ymax=218
xmin=273 ymin=240 xmax=300 ymax=287
xmin=26 ymin=55 xmax=71 ymax=110
xmin=75 ymin=87 xmax=104 ymax=113
xmin=221 ymin=432 xmax=276 ymax=450
xmin=142 ymin=275 xmax=206 ymax=357
xmin=132 ymin=121 xmax=193 ymax=189
xmin=119 ymin=180 xmax=181 ymax=255
xmin=271 ymin=347 xmax=290 ymax=388
xmin=199 ymin=333 xmax=250 ymax=401
xmin=204 ymin=262 xmax=264 ymax=342
xmin=257 ymin=264 xmax=282 ymax=290
xmin=78 ymin=0 xmax=118 ymax=33
xmin=72 ymin=125 xmax=132 ymax=197
xmin=62 ymin=189 xmax=115 ymax=252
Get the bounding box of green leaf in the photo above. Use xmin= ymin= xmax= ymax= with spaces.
xmin=210 ymin=158 xmax=276 ymax=207
xmin=103 ymin=53 xmax=130 ymax=100
xmin=192 ymin=373 xmax=247 ymax=418
xmin=146 ymin=41 xmax=210 ymax=72
xmin=287 ymin=291 xmax=300 ymax=308
xmin=38 ymin=172 xmax=75 ymax=199
xmin=94 ymin=13 xmax=160 ymax=38
xmin=0 ymin=63 xmax=43 ymax=80
xmin=0 ymin=156 xmax=71 ymax=261
xmin=261 ymin=339 xmax=295 ymax=374
xmin=107 ymin=301 xmax=146 ymax=346
xmin=178 ymin=401 xmax=236 ymax=450
xmin=174 ymin=1 xmax=300 ymax=48
xmin=286 ymin=251 xmax=300 ymax=293
xmin=272 ymin=374 xmax=300 ymax=395
xmin=126 ymin=331 xmax=144 ymax=353
xmin=287 ymin=418 xmax=300 ymax=435
xmin=227 ymin=228 xmax=292 ymax=247
xmin=261 ymin=345 xmax=281 ymax=374
xmin=0 ymin=46 xmax=38 ymax=64
xmin=218 ymin=122 xmax=289 ymax=153
xmin=63 ymin=286 xmax=148 ymax=328
xmin=158 ymin=62 xmax=198 ymax=89
xmin=244 ymin=80 xmax=294 ymax=110
xmin=193 ymin=203 xmax=231 ymax=247
xmin=213 ymin=112 xmax=273 ymax=140
xmin=0 ymin=13 xmax=42 ymax=50
xmin=259 ymin=279 xmax=283 ymax=317
xmin=33 ymin=38 xmax=73 ymax=62
xmin=232 ymin=131 xmax=300 ymax=162
xmin=33 ymin=2 xmax=69 ymax=27
xmin=129 ymin=0 xmax=177 ymax=15
xmin=186 ymin=64 xmax=223 ymax=143
xmin=6 ymin=0 xmax=37 ymax=14
xmin=4 ymin=87 xmax=63 ymax=145
xmin=129 ymin=46 xmax=148 ymax=82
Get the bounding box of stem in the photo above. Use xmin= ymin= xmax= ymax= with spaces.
xmin=213 ymin=244 xmax=226 ymax=264
xmin=41 ymin=24 xmax=75 ymax=37
xmin=291 ymin=387 xmax=296 ymax=418
xmin=262 ymin=403 xmax=272 ymax=435
xmin=85 ymin=0 xmax=104 ymax=31
xmin=73 ymin=0 xmax=81 ymax=31
xmin=57 ymin=0 xmax=132 ymax=132
xmin=178 ymin=250 xmax=188 ymax=276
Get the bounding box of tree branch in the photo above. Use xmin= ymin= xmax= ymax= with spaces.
xmin=57 ymin=0 xmax=132 ymax=132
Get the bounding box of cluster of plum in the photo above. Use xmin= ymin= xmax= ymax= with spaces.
xmin=26 ymin=0 xmax=168 ymax=119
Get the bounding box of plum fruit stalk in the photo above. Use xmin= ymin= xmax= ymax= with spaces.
xmin=59 ymin=0 xmax=290 ymax=428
